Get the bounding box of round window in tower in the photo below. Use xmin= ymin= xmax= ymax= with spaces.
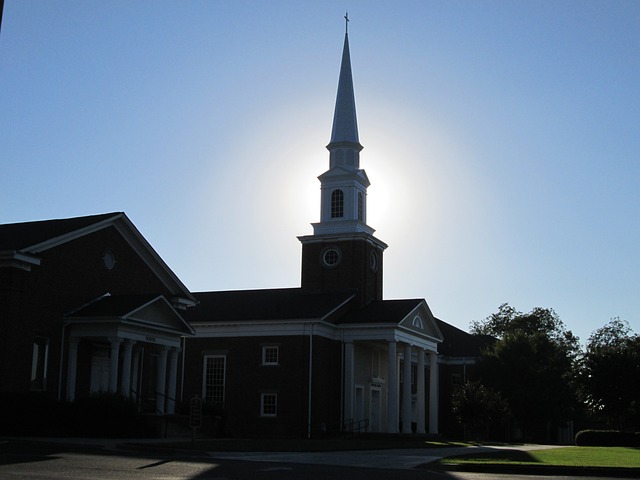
xmin=321 ymin=247 xmax=342 ymax=268
xmin=370 ymin=251 xmax=378 ymax=272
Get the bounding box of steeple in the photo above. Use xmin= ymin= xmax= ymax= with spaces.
xmin=328 ymin=31 xmax=362 ymax=152
xmin=313 ymin=24 xmax=372 ymax=236
xmin=298 ymin=19 xmax=387 ymax=307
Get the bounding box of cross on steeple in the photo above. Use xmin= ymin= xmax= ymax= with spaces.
xmin=344 ymin=12 xmax=349 ymax=34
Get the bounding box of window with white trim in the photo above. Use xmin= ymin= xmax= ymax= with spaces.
xmin=331 ymin=189 xmax=344 ymax=218
xmin=203 ymin=355 xmax=226 ymax=406
xmin=30 ymin=337 xmax=49 ymax=391
xmin=262 ymin=346 xmax=279 ymax=366
xmin=261 ymin=393 xmax=278 ymax=417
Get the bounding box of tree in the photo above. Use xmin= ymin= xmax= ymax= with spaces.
xmin=582 ymin=318 xmax=640 ymax=430
xmin=451 ymin=381 xmax=509 ymax=440
xmin=471 ymin=304 xmax=580 ymax=441
xmin=470 ymin=303 xmax=580 ymax=359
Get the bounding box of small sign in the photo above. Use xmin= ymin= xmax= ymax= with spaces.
xmin=189 ymin=395 xmax=202 ymax=428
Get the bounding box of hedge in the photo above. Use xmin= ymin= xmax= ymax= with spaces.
xmin=575 ymin=429 xmax=640 ymax=447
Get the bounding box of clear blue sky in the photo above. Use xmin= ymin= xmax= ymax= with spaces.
xmin=1 ymin=1 xmax=638 ymax=344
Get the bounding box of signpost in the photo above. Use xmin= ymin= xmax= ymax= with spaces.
xmin=189 ymin=395 xmax=202 ymax=446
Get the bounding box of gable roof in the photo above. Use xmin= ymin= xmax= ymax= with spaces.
xmin=0 ymin=212 xmax=122 ymax=251
xmin=67 ymin=293 xmax=195 ymax=339
xmin=67 ymin=293 xmax=160 ymax=317
xmin=335 ymin=299 xmax=424 ymax=325
xmin=184 ymin=288 xmax=356 ymax=323
xmin=435 ymin=318 xmax=495 ymax=357
xmin=0 ymin=212 xmax=195 ymax=306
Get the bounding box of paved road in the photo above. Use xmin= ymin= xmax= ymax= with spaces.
xmin=209 ymin=444 xmax=569 ymax=470
xmin=0 ymin=438 xmax=628 ymax=480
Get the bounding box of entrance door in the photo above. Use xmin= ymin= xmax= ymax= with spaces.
xmin=370 ymin=387 xmax=381 ymax=432
xmin=90 ymin=349 xmax=110 ymax=393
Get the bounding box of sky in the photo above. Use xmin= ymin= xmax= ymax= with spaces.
xmin=1 ymin=1 xmax=638 ymax=345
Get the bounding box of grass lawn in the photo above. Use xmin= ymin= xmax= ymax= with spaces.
xmin=161 ymin=437 xmax=470 ymax=452
xmin=441 ymin=446 xmax=640 ymax=469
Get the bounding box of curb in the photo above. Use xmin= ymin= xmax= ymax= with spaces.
xmin=115 ymin=441 xmax=209 ymax=456
xmin=436 ymin=462 xmax=640 ymax=478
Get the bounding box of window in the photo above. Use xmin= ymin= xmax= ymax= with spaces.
xmin=371 ymin=350 xmax=380 ymax=378
xmin=262 ymin=346 xmax=279 ymax=366
xmin=411 ymin=364 xmax=417 ymax=394
xmin=321 ymin=247 xmax=342 ymax=268
xmin=412 ymin=316 xmax=424 ymax=329
xmin=452 ymin=373 xmax=463 ymax=387
xmin=203 ymin=355 xmax=226 ymax=406
xmin=399 ymin=361 xmax=416 ymax=389
xmin=331 ymin=189 xmax=344 ymax=218
xmin=30 ymin=337 xmax=49 ymax=391
xmin=357 ymin=192 xmax=364 ymax=221
xmin=261 ymin=393 xmax=278 ymax=417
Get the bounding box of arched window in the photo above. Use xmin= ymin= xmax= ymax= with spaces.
xmin=357 ymin=192 xmax=364 ymax=221
xmin=331 ymin=189 xmax=344 ymax=218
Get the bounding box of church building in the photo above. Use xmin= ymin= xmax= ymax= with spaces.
xmin=0 ymin=25 xmax=489 ymax=440
xmin=181 ymin=29 xmax=447 ymax=438
xmin=0 ymin=212 xmax=196 ymax=417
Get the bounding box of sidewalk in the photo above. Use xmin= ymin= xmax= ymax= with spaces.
xmin=205 ymin=444 xmax=566 ymax=471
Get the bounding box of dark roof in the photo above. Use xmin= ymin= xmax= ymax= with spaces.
xmin=183 ymin=288 xmax=356 ymax=323
xmin=67 ymin=294 xmax=160 ymax=317
xmin=0 ymin=212 xmax=122 ymax=251
xmin=336 ymin=299 xmax=423 ymax=325
xmin=435 ymin=318 xmax=495 ymax=357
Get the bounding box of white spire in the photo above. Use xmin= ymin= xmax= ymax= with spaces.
xmin=328 ymin=30 xmax=362 ymax=153
xmin=313 ymin=21 xmax=373 ymax=236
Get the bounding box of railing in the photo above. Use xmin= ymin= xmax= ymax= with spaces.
xmin=129 ymin=388 xmax=179 ymax=416
xmin=343 ymin=418 xmax=369 ymax=436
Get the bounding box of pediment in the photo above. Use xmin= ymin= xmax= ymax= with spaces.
xmin=399 ymin=301 xmax=444 ymax=342
xmin=67 ymin=294 xmax=194 ymax=336
xmin=126 ymin=296 xmax=194 ymax=335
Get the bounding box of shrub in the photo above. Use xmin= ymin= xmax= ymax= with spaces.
xmin=575 ymin=429 xmax=640 ymax=446
xmin=65 ymin=393 xmax=153 ymax=438
xmin=0 ymin=392 xmax=65 ymax=436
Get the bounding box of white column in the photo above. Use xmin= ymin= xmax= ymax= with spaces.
xmin=166 ymin=347 xmax=179 ymax=414
xmin=402 ymin=343 xmax=413 ymax=434
xmin=66 ymin=337 xmax=80 ymax=401
xmin=387 ymin=341 xmax=399 ymax=433
xmin=429 ymin=351 xmax=439 ymax=434
xmin=343 ymin=341 xmax=355 ymax=424
xmin=108 ymin=337 xmax=122 ymax=394
xmin=416 ymin=348 xmax=426 ymax=434
xmin=120 ymin=340 xmax=135 ymax=397
xmin=156 ymin=346 xmax=169 ymax=414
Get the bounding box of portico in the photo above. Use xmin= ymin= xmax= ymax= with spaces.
xmin=339 ymin=301 xmax=443 ymax=434
xmin=64 ymin=294 xmax=194 ymax=414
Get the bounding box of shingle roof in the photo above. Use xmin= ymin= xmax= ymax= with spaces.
xmin=0 ymin=212 xmax=122 ymax=251
xmin=183 ymin=288 xmax=356 ymax=323
xmin=435 ymin=318 xmax=495 ymax=357
xmin=67 ymin=294 xmax=160 ymax=317
xmin=335 ymin=299 xmax=423 ymax=325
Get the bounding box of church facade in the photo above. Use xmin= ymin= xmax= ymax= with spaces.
xmin=180 ymin=31 xmax=445 ymax=437
xmin=0 ymin=213 xmax=195 ymax=416
xmin=0 ymin=29 xmax=488 ymax=439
